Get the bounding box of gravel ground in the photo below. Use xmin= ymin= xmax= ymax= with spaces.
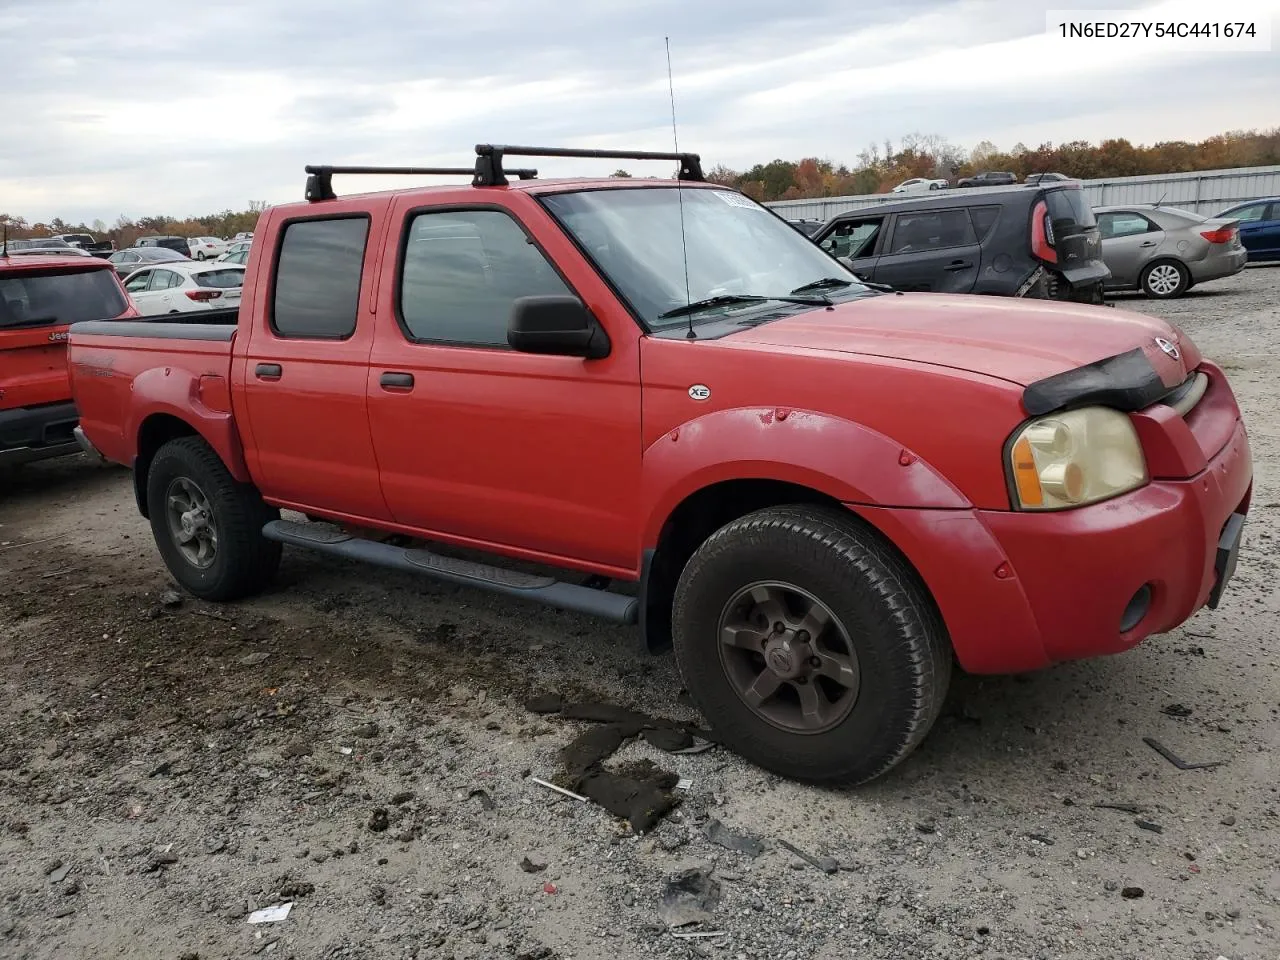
xmin=1 ymin=265 xmax=1278 ymax=960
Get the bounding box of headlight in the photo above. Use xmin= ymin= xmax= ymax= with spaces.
xmin=1007 ymin=406 xmax=1147 ymax=510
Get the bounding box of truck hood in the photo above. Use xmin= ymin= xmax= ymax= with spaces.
xmin=726 ymin=292 xmax=1192 ymax=387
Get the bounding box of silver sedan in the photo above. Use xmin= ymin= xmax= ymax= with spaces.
xmin=1095 ymin=204 xmax=1248 ymax=299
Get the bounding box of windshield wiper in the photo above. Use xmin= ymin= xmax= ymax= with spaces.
xmin=658 ymin=293 xmax=831 ymax=320
xmin=790 ymin=277 xmax=854 ymax=294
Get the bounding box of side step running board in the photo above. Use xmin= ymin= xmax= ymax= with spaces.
xmin=262 ymin=520 xmax=639 ymax=624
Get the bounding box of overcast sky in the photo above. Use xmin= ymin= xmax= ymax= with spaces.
xmin=2 ymin=0 xmax=1277 ymax=224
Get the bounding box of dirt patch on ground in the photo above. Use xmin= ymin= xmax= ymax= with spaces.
xmin=2 ymin=266 xmax=1278 ymax=959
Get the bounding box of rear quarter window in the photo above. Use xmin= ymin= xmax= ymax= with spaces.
xmin=0 ymin=268 xmax=126 ymax=329
xmin=968 ymin=205 xmax=1001 ymax=241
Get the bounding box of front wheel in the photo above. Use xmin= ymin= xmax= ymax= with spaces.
xmin=672 ymin=506 xmax=951 ymax=785
xmin=1140 ymin=260 xmax=1189 ymax=299
xmin=146 ymin=437 xmax=281 ymax=601
xmin=195 ymin=252 xmax=206 ymax=261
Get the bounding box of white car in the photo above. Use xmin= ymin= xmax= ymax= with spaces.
xmin=187 ymin=236 xmax=228 ymax=260
xmin=217 ymin=240 xmax=252 ymax=264
xmin=122 ymin=261 xmax=245 ymax=316
xmin=891 ymin=178 xmax=949 ymax=193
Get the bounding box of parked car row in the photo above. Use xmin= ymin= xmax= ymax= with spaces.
xmin=787 ymin=188 xmax=1277 ymax=301
xmin=890 ymin=171 xmax=1074 ymax=193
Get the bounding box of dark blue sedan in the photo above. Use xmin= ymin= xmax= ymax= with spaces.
xmin=1214 ymin=197 xmax=1280 ymax=262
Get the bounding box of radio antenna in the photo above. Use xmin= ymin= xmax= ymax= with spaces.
xmin=666 ymin=36 xmax=695 ymax=340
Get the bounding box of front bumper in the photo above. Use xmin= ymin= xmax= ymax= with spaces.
xmin=853 ymin=417 xmax=1253 ymax=674
xmin=0 ymin=402 xmax=81 ymax=467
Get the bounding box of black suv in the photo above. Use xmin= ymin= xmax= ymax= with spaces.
xmin=809 ymin=182 xmax=1110 ymax=303
xmin=956 ymin=171 xmax=1017 ymax=188
xmin=135 ymin=235 xmax=191 ymax=257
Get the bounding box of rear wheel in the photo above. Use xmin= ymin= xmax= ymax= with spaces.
xmin=1140 ymin=260 xmax=1189 ymax=299
xmin=146 ymin=437 xmax=281 ymax=601
xmin=672 ymin=505 xmax=951 ymax=785
xmin=196 ymin=252 xmax=206 ymax=261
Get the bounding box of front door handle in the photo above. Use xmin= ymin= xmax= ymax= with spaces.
xmin=380 ymin=372 xmax=415 ymax=390
xmin=255 ymin=363 xmax=282 ymax=381
xmin=944 ymin=260 xmax=974 ymax=271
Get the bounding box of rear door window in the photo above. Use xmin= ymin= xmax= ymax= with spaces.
xmin=888 ymin=209 xmax=976 ymax=253
xmin=0 ymin=268 xmax=127 ymax=328
xmin=271 ymin=217 xmax=370 ymax=339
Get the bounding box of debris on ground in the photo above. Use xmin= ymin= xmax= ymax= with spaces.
xmin=542 ymin=882 xmax=558 ymax=895
xmin=276 ymin=879 xmax=314 ymax=899
xmin=658 ymin=868 xmax=721 ymax=929
xmin=1094 ymin=803 xmax=1145 ymax=815
xmin=468 ymin=788 xmax=496 ymax=811
xmin=1143 ymin=737 xmax=1225 ymax=771
xmin=778 ymin=839 xmax=839 ymax=875
xmin=524 ymin=694 xmax=564 ymax=714
xmin=528 ymin=777 xmax=587 ymax=802
xmin=367 ymin=809 xmax=390 ymax=833
xmin=644 ymin=727 xmax=694 ymax=752
xmin=144 ymin=852 xmax=178 ymax=873
xmin=705 ymin=820 xmax=764 ymax=858
xmin=527 ymin=696 xmax=696 ymax=832
xmin=1121 ymin=887 xmax=1145 ymax=899
xmin=1135 ymin=819 xmax=1164 ymax=834
xmin=519 ymin=857 xmax=546 ymax=874
xmin=159 ymin=589 xmax=183 ymax=608
xmin=1162 ymin=703 xmax=1193 ymax=717
xmin=351 ymin=721 xmax=379 ymax=739
xmin=238 ymin=652 xmax=271 ymax=667
xmin=390 ymin=790 xmax=415 ymax=805
xmin=47 ymin=863 xmax=72 ymax=884
xmin=246 ymin=902 xmax=293 ymax=924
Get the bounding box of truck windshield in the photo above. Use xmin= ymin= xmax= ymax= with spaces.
xmin=0 ymin=268 xmax=127 ymax=329
xmin=540 ymin=187 xmax=867 ymax=330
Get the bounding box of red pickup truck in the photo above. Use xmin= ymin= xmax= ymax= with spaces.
xmin=1 ymin=249 xmax=136 ymax=467
xmin=66 ymin=145 xmax=1253 ymax=785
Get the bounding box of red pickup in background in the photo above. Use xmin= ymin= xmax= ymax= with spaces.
xmin=65 ymin=146 xmax=1252 ymax=785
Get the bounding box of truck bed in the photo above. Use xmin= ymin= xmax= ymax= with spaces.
xmin=68 ymin=310 xmax=240 ymax=468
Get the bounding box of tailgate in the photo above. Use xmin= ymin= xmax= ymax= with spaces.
xmin=0 ymin=324 xmax=71 ymax=410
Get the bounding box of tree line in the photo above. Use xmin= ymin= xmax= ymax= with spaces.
xmin=3 ymin=127 xmax=1277 ymax=239
xmin=709 ymin=126 xmax=1280 ymax=203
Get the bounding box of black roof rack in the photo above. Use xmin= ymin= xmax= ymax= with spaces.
xmin=473 ymin=144 xmax=704 ymax=187
xmin=305 ymin=164 xmax=538 ymax=201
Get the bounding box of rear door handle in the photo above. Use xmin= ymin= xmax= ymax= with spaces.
xmin=944 ymin=260 xmax=974 ymax=271
xmin=380 ymin=372 xmax=415 ymax=390
xmin=255 ymin=363 xmax=282 ymax=381
xmin=1139 ymin=240 xmax=1157 ymax=247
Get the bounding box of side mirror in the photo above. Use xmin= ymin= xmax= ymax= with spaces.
xmin=508 ymin=295 xmax=610 ymax=360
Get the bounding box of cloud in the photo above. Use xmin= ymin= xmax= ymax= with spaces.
xmin=1 ymin=0 xmax=1277 ymax=222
